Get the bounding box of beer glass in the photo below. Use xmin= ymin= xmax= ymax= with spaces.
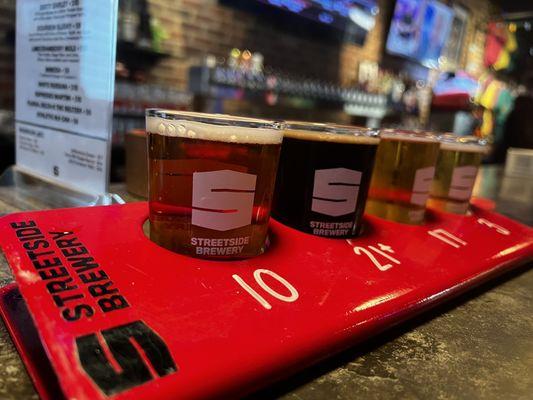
xmin=146 ymin=110 xmax=283 ymax=259
xmin=365 ymin=129 xmax=440 ymax=225
xmin=272 ymin=122 xmax=379 ymax=237
xmin=428 ymin=134 xmax=488 ymax=214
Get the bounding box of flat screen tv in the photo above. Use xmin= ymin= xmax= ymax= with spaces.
xmin=386 ymin=0 xmax=454 ymax=68
xmin=222 ymin=0 xmax=379 ymax=44
xmin=255 ymin=0 xmax=379 ymax=31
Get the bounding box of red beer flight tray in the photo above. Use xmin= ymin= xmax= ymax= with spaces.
xmin=0 ymin=201 xmax=532 ymax=400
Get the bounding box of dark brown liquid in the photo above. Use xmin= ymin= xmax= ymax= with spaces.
xmin=148 ymin=132 xmax=280 ymax=259
xmin=272 ymin=135 xmax=378 ymax=237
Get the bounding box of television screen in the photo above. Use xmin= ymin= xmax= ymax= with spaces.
xmin=386 ymin=0 xmax=454 ymax=68
xmin=255 ymin=0 xmax=379 ymax=32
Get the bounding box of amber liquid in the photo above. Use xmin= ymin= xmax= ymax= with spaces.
xmin=148 ymin=132 xmax=280 ymax=259
xmin=428 ymin=149 xmax=482 ymax=214
xmin=366 ymin=139 xmax=440 ymax=224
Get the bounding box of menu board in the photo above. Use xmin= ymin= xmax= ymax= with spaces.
xmin=15 ymin=0 xmax=118 ymax=195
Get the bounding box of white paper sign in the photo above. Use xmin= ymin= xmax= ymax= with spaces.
xmin=16 ymin=0 xmax=118 ymax=194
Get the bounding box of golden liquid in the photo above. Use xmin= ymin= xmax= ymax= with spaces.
xmin=365 ymin=139 xmax=440 ymax=224
xmin=428 ymin=149 xmax=482 ymax=214
xmin=148 ymin=132 xmax=280 ymax=259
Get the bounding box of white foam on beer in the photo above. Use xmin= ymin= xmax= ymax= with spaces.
xmin=283 ymin=129 xmax=379 ymax=145
xmin=438 ymin=134 xmax=489 ymax=153
xmin=440 ymin=142 xmax=488 ymax=153
xmin=147 ymin=114 xmax=283 ymax=144
xmin=380 ymin=130 xmax=438 ymax=143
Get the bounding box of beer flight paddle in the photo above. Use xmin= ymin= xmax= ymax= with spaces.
xmin=0 ymin=111 xmax=529 ymax=399
xmin=0 ymin=201 xmax=532 ymax=400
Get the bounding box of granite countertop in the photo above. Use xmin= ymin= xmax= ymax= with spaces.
xmin=0 ymin=166 xmax=532 ymax=400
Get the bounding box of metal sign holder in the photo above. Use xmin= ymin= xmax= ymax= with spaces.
xmin=0 ymin=165 xmax=123 ymax=210
xmin=10 ymin=0 xmax=120 ymax=212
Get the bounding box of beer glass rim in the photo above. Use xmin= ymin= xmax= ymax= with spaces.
xmin=380 ymin=128 xmax=438 ymax=143
xmin=283 ymin=121 xmax=380 ymax=144
xmin=146 ymin=109 xmax=284 ymax=130
xmin=437 ymin=133 xmax=489 ymax=153
xmin=326 ymin=123 xmax=379 ymax=136
xmin=284 ymin=121 xmax=328 ymax=132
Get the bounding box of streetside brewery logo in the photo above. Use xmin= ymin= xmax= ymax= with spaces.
xmin=76 ymin=321 xmax=177 ymax=396
xmin=449 ymin=166 xmax=478 ymax=200
xmin=192 ymin=170 xmax=257 ymax=231
xmin=410 ymin=166 xmax=436 ymax=206
xmin=311 ymin=168 xmax=362 ymax=217
xmin=8 ymin=221 xmax=177 ymax=396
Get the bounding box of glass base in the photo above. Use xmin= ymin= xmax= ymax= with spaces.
xmin=426 ymin=197 xmax=470 ymax=215
xmin=365 ymin=199 xmax=426 ymax=225
xmin=142 ymin=218 xmax=269 ymax=260
xmin=0 ymin=165 xmax=124 ymax=211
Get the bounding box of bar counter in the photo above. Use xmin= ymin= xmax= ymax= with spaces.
xmin=0 ymin=166 xmax=531 ymax=400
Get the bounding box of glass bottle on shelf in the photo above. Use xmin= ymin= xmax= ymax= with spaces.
xmin=120 ymin=0 xmax=140 ymax=43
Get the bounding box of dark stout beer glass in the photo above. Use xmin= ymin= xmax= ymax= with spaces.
xmin=428 ymin=134 xmax=488 ymax=214
xmin=272 ymin=122 xmax=379 ymax=237
xmin=146 ymin=110 xmax=283 ymax=259
xmin=365 ymin=129 xmax=440 ymax=225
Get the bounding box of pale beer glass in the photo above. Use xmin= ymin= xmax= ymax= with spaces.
xmin=365 ymin=129 xmax=440 ymax=224
xmin=428 ymin=134 xmax=488 ymax=214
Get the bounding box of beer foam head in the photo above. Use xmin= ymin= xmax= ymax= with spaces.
xmin=380 ymin=129 xmax=438 ymax=143
xmin=438 ymin=134 xmax=489 ymax=154
xmin=146 ymin=109 xmax=283 ymax=144
xmin=283 ymin=121 xmax=380 ymax=145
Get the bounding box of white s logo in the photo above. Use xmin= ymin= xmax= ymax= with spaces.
xmin=448 ymin=166 xmax=477 ymax=200
xmin=192 ymin=170 xmax=256 ymax=231
xmin=410 ymin=166 xmax=435 ymax=206
xmin=312 ymin=168 xmax=361 ymax=217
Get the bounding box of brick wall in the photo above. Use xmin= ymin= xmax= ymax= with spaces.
xmin=146 ymin=0 xmax=502 ymax=88
xmin=146 ymin=0 xmax=391 ymax=90
xmin=339 ymin=0 xmax=392 ymax=85
xmin=0 ymin=0 xmax=498 ymax=112
xmin=0 ymin=0 xmax=15 ymax=109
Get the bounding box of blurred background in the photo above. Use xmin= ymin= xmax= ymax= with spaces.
xmin=1 ymin=0 xmax=532 ymax=181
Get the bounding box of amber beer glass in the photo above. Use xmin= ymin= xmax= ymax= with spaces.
xmin=272 ymin=122 xmax=379 ymax=237
xmin=146 ymin=110 xmax=283 ymax=259
xmin=366 ymin=129 xmax=440 ymax=224
xmin=428 ymin=134 xmax=488 ymax=214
